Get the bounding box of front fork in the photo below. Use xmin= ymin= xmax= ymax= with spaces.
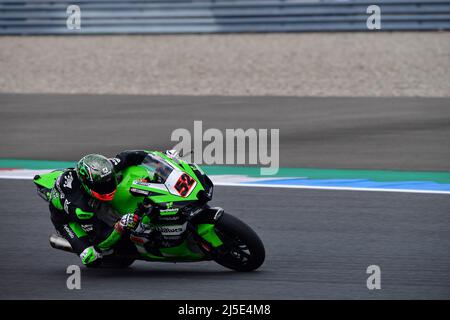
xmin=188 ymin=207 xmax=224 ymax=257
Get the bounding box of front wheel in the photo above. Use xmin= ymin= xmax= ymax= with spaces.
xmin=212 ymin=213 xmax=265 ymax=272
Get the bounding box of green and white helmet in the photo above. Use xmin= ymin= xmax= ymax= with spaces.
xmin=76 ymin=154 xmax=118 ymax=201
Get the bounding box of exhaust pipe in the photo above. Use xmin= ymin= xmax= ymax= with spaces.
xmin=49 ymin=234 xmax=73 ymax=253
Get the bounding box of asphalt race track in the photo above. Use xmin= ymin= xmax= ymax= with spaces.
xmin=0 ymin=180 xmax=449 ymax=299
xmin=1 ymin=93 xmax=450 ymax=299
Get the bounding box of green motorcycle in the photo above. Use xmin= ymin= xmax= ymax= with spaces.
xmin=34 ymin=151 xmax=265 ymax=271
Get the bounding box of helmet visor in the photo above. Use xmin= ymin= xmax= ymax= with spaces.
xmin=91 ymin=189 xmax=116 ymax=201
xmin=85 ymin=175 xmax=117 ymax=201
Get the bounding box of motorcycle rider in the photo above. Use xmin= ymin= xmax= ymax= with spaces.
xmin=49 ymin=150 xmax=148 ymax=267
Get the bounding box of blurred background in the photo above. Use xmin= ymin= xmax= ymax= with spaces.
xmin=0 ymin=0 xmax=449 ymax=97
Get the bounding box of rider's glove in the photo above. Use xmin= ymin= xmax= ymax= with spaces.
xmin=80 ymin=246 xmax=102 ymax=266
xmin=119 ymin=213 xmax=140 ymax=231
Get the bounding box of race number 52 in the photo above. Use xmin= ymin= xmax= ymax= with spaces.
xmin=174 ymin=173 xmax=195 ymax=197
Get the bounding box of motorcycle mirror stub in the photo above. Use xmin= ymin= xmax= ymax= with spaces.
xmin=165 ymin=149 xmax=179 ymax=158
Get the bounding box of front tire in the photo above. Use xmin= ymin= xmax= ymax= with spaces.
xmin=213 ymin=213 xmax=265 ymax=272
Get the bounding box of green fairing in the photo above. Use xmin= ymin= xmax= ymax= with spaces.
xmin=111 ymin=165 xmax=150 ymax=214
xmin=34 ymin=170 xmax=63 ymax=190
xmin=109 ymin=152 xmax=218 ymax=260
xmin=159 ymin=241 xmax=204 ymax=260
xmin=197 ymin=224 xmax=223 ymax=247
xmin=111 ymin=151 xmax=205 ymax=215
xmin=139 ymin=241 xmax=204 ymax=261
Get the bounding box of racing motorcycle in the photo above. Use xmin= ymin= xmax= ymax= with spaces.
xmin=33 ymin=151 xmax=265 ymax=271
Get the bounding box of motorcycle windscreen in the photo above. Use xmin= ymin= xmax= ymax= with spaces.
xmin=86 ymin=175 xmax=118 ymax=201
xmin=142 ymin=154 xmax=174 ymax=182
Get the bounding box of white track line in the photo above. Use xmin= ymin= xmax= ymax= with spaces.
xmin=1 ymin=172 xmax=449 ymax=195
xmin=213 ymin=182 xmax=450 ymax=195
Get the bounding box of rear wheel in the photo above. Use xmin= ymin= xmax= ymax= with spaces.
xmin=212 ymin=213 xmax=265 ymax=272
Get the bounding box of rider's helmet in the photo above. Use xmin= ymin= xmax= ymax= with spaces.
xmin=76 ymin=154 xmax=117 ymax=201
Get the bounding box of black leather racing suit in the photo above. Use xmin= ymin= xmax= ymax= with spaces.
xmin=49 ymin=150 xmax=148 ymax=256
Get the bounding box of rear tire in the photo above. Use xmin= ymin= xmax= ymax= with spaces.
xmin=212 ymin=213 xmax=265 ymax=272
